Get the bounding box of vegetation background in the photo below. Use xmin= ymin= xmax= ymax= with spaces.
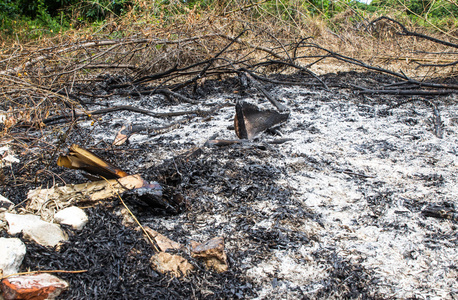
xmin=1 ymin=0 xmax=457 ymax=40
xmin=0 ymin=0 xmax=457 ymax=144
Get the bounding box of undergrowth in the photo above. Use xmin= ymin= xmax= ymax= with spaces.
xmin=0 ymin=0 xmax=457 ymax=42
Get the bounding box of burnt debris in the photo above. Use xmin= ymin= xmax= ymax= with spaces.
xmin=234 ymin=101 xmax=289 ymax=140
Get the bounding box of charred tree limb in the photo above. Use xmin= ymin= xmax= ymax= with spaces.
xmin=383 ymin=81 xmax=458 ymax=90
xmin=251 ymin=60 xmax=329 ymax=90
xmin=131 ymin=64 xmax=178 ymax=85
xmin=242 ymin=70 xmax=289 ymax=112
xmin=42 ymin=105 xmax=218 ymax=125
xmin=370 ymin=17 xmax=458 ymax=69
xmin=351 ymin=85 xmax=454 ymax=96
xmin=247 ymin=72 xmax=323 ymax=87
xmin=414 ymin=60 xmax=458 ymax=68
xmin=371 ymin=16 xmax=458 ymax=49
xmin=305 ymin=43 xmax=411 ymax=81
xmin=82 ymin=64 xmax=141 ymax=70
xmin=422 ymin=204 xmax=458 ymax=221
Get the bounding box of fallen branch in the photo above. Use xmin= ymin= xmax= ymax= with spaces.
xmin=243 ymin=71 xmax=289 ymax=111
xmin=370 ymin=16 xmax=458 ymax=68
xmin=371 ymin=16 xmax=458 ymax=49
xmin=42 ymin=105 xmax=211 ymax=125
xmin=0 ymin=35 xmax=222 ymax=77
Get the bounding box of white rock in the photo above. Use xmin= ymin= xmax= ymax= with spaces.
xmin=4 ymin=213 xmax=68 ymax=247
xmin=0 ymin=238 xmax=26 ymax=276
xmin=0 ymin=110 xmax=6 ymax=123
xmin=0 ymin=146 xmax=19 ymax=168
xmin=54 ymin=206 xmax=88 ymax=230
xmin=0 ymin=194 xmax=14 ymax=211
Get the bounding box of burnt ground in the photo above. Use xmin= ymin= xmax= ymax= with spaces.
xmin=1 ymin=71 xmax=458 ymax=299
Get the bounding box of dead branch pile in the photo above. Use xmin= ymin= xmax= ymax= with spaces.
xmin=0 ymin=16 xmax=457 ymax=146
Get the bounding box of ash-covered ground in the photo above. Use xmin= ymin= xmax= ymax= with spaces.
xmin=2 ymin=72 xmax=458 ymax=299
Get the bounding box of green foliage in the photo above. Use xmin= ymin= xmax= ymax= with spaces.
xmin=0 ymin=0 xmax=134 ymax=38
xmin=16 ymin=0 xmax=74 ymax=18
xmin=303 ymin=0 xmax=337 ymax=17
xmin=75 ymin=0 xmax=134 ymax=22
xmin=1 ymin=0 xmax=457 ymax=40
xmin=183 ymin=0 xmax=213 ymax=10
xmin=0 ymin=0 xmax=21 ymax=18
xmin=371 ymin=0 xmax=458 ymax=18
xmin=0 ymin=0 xmax=71 ymax=37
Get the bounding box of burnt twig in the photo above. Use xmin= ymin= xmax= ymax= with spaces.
xmin=370 ymin=17 xmax=458 ymax=68
xmin=242 ymin=70 xmax=289 ymax=112
xmin=371 ymin=16 xmax=458 ymax=49
xmin=352 ymin=85 xmax=454 ymax=96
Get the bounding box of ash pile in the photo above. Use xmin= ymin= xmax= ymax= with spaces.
xmin=1 ymin=71 xmax=458 ymax=299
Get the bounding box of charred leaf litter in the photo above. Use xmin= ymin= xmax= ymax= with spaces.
xmin=2 ymin=71 xmax=458 ymax=299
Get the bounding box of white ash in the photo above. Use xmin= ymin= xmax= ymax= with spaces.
xmin=78 ymin=83 xmax=458 ymax=299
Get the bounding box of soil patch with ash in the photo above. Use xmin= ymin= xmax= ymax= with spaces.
xmin=1 ymin=71 xmax=458 ymax=299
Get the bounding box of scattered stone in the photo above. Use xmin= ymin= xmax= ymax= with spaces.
xmin=115 ymin=207 xmax=136 ymax=227
xmin=0 ymin=195 xmax=13 ymax=211
xmin=150 ymin=252 xmax=194 ymax=277
xmin=0 ymin=146 xmax=20 ymax=168
xmin=0 ymin=110 xmax=6 ymax=123
xmin=191 ymin=237 xmax=228 ymax=273
xmin=4 ymin=213 xmax=68 ymax=247
xmin=0 ymin=238 xmax=26 ymax=276
xmin=144 ymin=227 xmax=183 ymax=252
xmin=0 ymin=217 xmax=6 ymax=231
xmin=0 ymin=273 xmax=69 ymax=300
xmin=54 ymin=206 xmax=88 ymax=230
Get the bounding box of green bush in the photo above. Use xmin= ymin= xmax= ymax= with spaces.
xmin=0 ymin=0 xmax=21 ymax=18
xmin=74 ymin=0 xmax=134 ymax=22
xmin=0 ymin=0 xmax=134 ymax=37
xmin=15 ymin=0 xmax=74 ymax=18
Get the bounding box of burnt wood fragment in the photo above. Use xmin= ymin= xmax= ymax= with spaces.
xmin=57 ymin=144 xmax=128 ymax=179
xmin=234 ymin=101 xmax=289 ymax=139
xmin=422 ymin=204 xmax=458 ymax=221
xmin=124 ymin=185 xmax=186 ymax=215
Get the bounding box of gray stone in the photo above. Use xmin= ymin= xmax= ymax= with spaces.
xmin=54 ymin=206 xmax=88 ymax=230
xmin=4 ymin=213 xmax=68 ymax=247
xmin=0 ymin=238 xmax=26 ymax=276
xmin=191 ymin=237 xmax=228 ymax=273
xmin=150 ymin=252 xmax=194 ymax=277
xmin=0 ymin=194 xmax=13 ymax=211
xmin=0 ymin=146 xmax=19 ymax=168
